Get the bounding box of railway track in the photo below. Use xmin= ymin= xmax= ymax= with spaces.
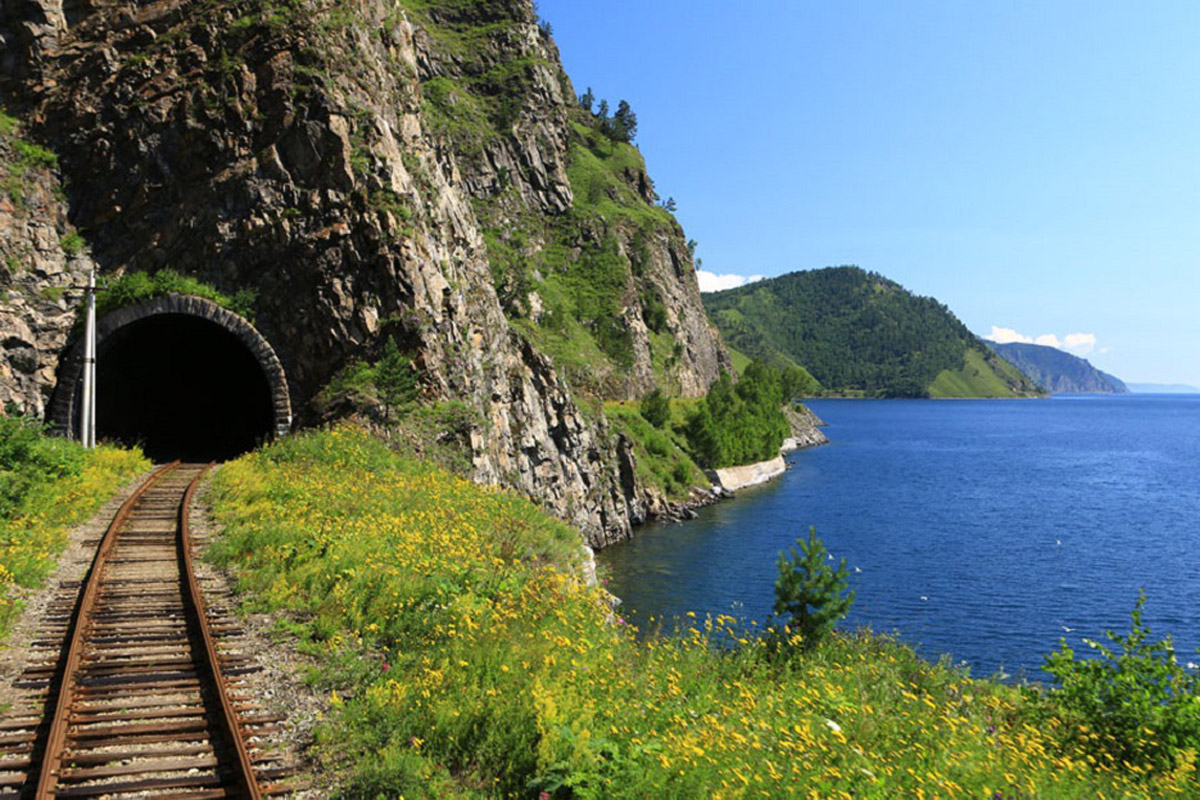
xmin=0 ymin=463 xmax=294 ymax=800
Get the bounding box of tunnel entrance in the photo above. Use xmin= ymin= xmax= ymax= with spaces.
xmin=94 ymin=314 xmax=275 ymax=462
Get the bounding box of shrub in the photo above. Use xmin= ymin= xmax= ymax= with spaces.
xmin=771 ymin=526 xmax=855 ymax=654
xmin=0 ymin=415 xmax=85 ymax=520
xmin=97 ymin=269 xmax=257 ymax=319
xmin=1042 ymin=590 xmax=1200 ymax=772
xmin=639 ymin=388 xmax=670 ymax=428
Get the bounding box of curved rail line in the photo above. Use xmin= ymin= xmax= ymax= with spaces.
xmin=0 ymin=463 xmax=294 ymax=800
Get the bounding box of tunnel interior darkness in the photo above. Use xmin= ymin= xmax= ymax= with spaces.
xmin=94 ymin=314 xmax=275 ymax=462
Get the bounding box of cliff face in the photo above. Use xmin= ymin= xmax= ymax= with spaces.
xmin=0 ymin=132 xmax=95 ymax=418
xmin=988 ymin=342 xmax=1128 ymax=394
xmin=0 ymin=0 xmax=729 ymax=546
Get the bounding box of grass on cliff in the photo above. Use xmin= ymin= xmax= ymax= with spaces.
xmin=0 ymin=416 xmax=148 ymax=637
xmin=207 ymin=425 xmax=1190 ymax=798
xmin=604 ymin=400 xmax=707 ymax=501
xmin=96 ymin=269 xmax=257 ymax=320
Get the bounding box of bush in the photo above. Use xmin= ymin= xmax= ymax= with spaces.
xmin=0 ymin=415 xmax=85 ymax=520
xmin=97 ymin=269 xmax=257 ymax=319
xmin=1042 ymin=590 xmax=1200 ymax=772
xmin=771 ymin=526 xmax=855 ymax=654
xmin=639 ymin=388 xmax=670 ymax=428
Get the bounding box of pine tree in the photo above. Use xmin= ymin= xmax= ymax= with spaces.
xmin=612 ymin=99 xmax=637 ymax=143
xmin=579 ymin=86 xmax=595 ymax=113
xmin=375 ymin=339 xmax=417 ymax=421
xmin=772 ymin=527 xmax=855 ymax=652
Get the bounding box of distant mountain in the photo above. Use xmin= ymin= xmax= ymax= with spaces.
xmin=1127 ymin=383 xmax=1200 ymax=394
xmin=702 ymin=266 xmax=1044 ymax=398
xmin=986 ymin=342 xmax=1127 ymax=394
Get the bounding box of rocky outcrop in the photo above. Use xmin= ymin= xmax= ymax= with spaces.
xmin=0 ymin=133 xmax=93 ymax=418
xmin=782 ymin=403 xmax=828 ymax=451
xmin=988 ymin=341 xmax=1128 ymax=394
xmin=708 ymin=456 xmax=787 ymax=493
xmin=0 ymin=0 xmax=728 ymax=547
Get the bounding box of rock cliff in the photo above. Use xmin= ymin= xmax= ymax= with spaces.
xmin=987 ymin=341 xmax=1128 ymax=394
xmin=0 ymin=0 xmax=731 ymax=546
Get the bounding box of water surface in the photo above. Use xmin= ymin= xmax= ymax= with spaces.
xmin=599 ymin=395 xmax=1200 ymax=679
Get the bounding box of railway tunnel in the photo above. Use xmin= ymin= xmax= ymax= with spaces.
xmin=51 ymin=295 xmax=292 ymax=462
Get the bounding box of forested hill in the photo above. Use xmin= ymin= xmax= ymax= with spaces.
xmin=703 ymin=267 xmax=1044 ymax=398
xmin=988 ymin=342 xmax=1128 ymax=394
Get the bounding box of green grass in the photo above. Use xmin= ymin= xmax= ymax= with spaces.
xmin=0 ymin=416 xmax=147 ymax=637
xmin=566 ymin=122 xmax=673 ymax=229
xmin=205 ymin=426 xmax=1192 ymax=798
xmin=929 ymin=347 xmax=1028 ymax=398
xmin=727 ymin=346 xmax=753 ymax=376
xmin=97 ymin=269 xmax=256 ymax=319
xmin=604 ymin=401 xmax=707 ymax=500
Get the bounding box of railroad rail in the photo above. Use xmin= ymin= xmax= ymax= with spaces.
xmin=0 ymin=463 xmax=294 ymax=799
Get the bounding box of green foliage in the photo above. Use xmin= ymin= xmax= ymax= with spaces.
xmin=0 ymin=415 xmax=85 ymax=520
xmin=1042 ymin=590 xmax=1200 ymax=773
xmin=97 ymin=269 xmax=256 ymax=319
xmin=684 ymin=362 xmax=791 ymax=469
xmin=566 ymin=121 xmax=671 ymax=228
xmin=771 ymin=527 xmax=856 ymax=654
xmin=605 ymin=401 xmax=707 ymax=500
xmin=0 ymin=417 xmax=147 ymax=635
xmin=704 ymin=266 xmax=1039 ymax=398
xmin=59 ymin=232 xmax=86 ymax=257
xmin=639 ymin=388 xmax=670 ymax=428
xmin=11 ymin=139 xmax=58 ymax=171
xmin=553 ymin=233 xmax=633 ymax=369
xmin=375 ymin=339 xmax=419 ymax=420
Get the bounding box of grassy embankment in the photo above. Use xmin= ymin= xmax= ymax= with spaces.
xmin=0 ymin=416 xmax=148 ymax=637
xmin=929 ymin=348 xmax=1037 ymax=399
xmin=208 ymin=424 xmax=1190 ymax=798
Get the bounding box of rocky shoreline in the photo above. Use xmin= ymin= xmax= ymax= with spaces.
xmin=626 ymin=404 xmax=830 ymax=529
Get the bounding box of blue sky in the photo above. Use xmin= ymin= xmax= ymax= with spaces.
xmin=538 ymin=0 xmax=1200 ymax=386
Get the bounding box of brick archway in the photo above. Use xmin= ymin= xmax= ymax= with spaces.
xmin=50 ymin=294 xmax=291 ymax=444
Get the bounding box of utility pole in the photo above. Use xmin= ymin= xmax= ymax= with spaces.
xmin=80 ymin=265 xmax=96 ymax=448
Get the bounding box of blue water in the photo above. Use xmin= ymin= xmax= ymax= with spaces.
xmin=598 ymin=395 xmax=1200 ymax=680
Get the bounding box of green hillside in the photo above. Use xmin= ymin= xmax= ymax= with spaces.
xmin=703 ymin=267 xmax=1044 ymax=398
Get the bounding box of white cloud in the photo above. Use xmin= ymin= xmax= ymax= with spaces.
xmin=986 ymin=326 xmax=1099 ymax=357
xmin=986 ymin=326 xmax=1033 ymax=344
xmin=1062 ymin=332 xmax=1097 ymax=356
xmin=696 ymin=270 xmax=763 ymax=293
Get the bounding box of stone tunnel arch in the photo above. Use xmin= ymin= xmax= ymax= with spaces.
xmin=49 ymin=294 xmax=292 ymax=462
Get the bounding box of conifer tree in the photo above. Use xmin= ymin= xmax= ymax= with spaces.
xmin=612 ymin=99 xmax=638 ymax=143
xmin=772 ymin=527 xmax=855 ymax=652
xmin=375 ymin=338 xmax=417 ymax=421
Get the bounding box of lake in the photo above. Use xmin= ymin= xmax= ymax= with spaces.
xmin=598 ymin=394 xmax=1200 ymax=680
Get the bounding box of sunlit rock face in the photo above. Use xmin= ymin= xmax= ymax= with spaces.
xmin=0 ymin=0 xmax=736 ymax=545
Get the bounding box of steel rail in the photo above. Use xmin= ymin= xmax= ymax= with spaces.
xmin=33 ymin=460 xmax=180 ymax=800
xmin=178 ymin=463 xmax=264 ymax=800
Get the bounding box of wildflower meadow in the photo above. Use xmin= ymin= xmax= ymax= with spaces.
xmin=208 ymin=425 xmax=1194 ymax=798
